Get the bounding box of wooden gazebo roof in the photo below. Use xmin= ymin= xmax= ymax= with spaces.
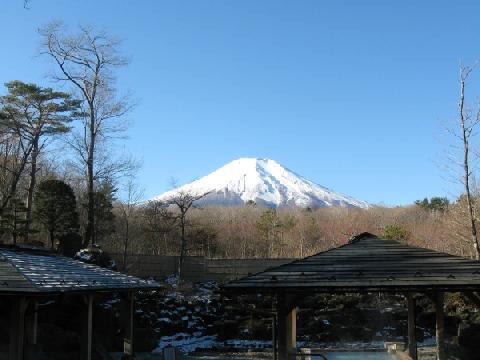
xmin=224 ymin=233 xmax=480 ymax=293
xmin=0 ymin=246 xmax=160 ymax=295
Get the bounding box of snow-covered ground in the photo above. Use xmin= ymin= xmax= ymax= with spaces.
xmin=139 ymin=276 xmax=437 ymax=356
xmin=150 ymin=158 xmax=369 ymax=208
xmin=155 ymin=333 xmax=217 ymax=353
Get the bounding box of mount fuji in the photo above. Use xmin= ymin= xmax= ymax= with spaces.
xmin=151 ymin=158 xmax=369 ymax=208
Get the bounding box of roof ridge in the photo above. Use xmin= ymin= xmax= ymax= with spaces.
xmin=348 ymin=232 xmax=377 ymax=244
xmin=225 ymin=232 xmax=376 ymax=284
xmin=223 ymin=230 xmax=480 ymax=293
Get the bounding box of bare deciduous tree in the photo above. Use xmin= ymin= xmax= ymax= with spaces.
xmin=143 ymin=200 xmax=177 ymax=255
xmin=118 ymin=179 xmax=143 ymax=270
xmin=39 ymin=22 xmax=134 ymax=246
xmin=166 ymin=189 xmax=209 ymax=278
xmin=457 ymin=63 xmax=480 ymax=260
xmin=159 ymin=186 xmax=208 ymax=278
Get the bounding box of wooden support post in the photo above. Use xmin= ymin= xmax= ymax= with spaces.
xmin=286 ymin=307 xmax=296 ymax=353
xmin=9 ymin=297 xmax=28 ymax=360
xmin=435 ymin=292 xmax=446 ymax=360
xmin=407 ymin=293 xmax=418 ymax=360
xmin=32 ymin=302 xmax=38 ymax=345
xmin=25 ymin=300 xmax=38 ymax=346
xmin=127 ymin=291 xmax=135 ymax=357
xmin=81 ymin=294 xmax=94 ymax=360
xmin=272 ymin=314 xmax=277 ymax=360
xmin=120 ymin=291 xmax=135 ymax=358
xmin=87 ymin=295 xmax=93 ymax=360
xmin=277 ymin=295 xmax=297 ymax=360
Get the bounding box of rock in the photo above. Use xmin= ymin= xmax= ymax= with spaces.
xmin=134 ymin=327 xmax=157 ymax=352
xmin=24 ymin=344 xmax=49 ymax=360
xmin=458 ymin=322 xmax=480 ymax=360
xmin=38 ymin=323 xmax=80 ymax=354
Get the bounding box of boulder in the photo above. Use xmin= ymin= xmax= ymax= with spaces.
xmin=458 ymin=322 xmax=480 ymax=360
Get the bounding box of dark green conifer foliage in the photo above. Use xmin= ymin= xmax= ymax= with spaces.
xmin=0 ymin=198 xmax=29 ymax=245
xmin=84 ymin=181 xmax=116 ymax=245
xmin=0 ymin=81 xmax=81 ymax=236
xmin=34 ymin=179 xmax=79 ymax=249
xmin=0 ymin=81 xmax=81 ymax=136
xmin=383 ymin=224 xmax=409 ymax=242
xmin=415 ymin=197 xmax=450 ymax=212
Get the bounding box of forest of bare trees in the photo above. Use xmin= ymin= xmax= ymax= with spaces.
xmin=1 ymin=21 xmax=480 ymax=269
xmin=101 ymin=197 xmax=479 ymax=262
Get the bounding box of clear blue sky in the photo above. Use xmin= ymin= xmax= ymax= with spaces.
xmin=1 ymin=0 xmax=479 ymax=206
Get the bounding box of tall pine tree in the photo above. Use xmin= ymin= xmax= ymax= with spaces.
xmin=0 ymin=81 xmax=80 ymax=238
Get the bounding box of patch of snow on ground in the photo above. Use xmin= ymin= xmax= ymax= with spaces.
xmin=154 ymin=333 xmax=217 ymax=353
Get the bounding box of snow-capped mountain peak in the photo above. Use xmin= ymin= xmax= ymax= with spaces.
xmin=151 ymin=158 xmax=369 ymax=208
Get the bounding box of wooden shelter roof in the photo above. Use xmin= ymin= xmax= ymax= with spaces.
xmin=0 ymin=246 xmax=160 ymax=295
xmin=224 ymin=233 xmax=480 ymax=293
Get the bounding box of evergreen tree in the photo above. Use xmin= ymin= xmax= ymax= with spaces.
xmin=0 ymin=81 xmax=80 ymax=238
xmin=34 ymin=179 xmax=79 ymax=249
xmin=415 ymin=197 xmax=449 ymax=212
xmin=92 ymin=182 xmax=116 ymax=245
xmin=0 ymin=198 xmax=29 ymax=245
xmin=383 ymin=224 xmax=409 ymax=242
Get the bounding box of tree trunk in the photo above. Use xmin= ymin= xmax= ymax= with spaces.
xmin=164 ymin=233 xmax=168 ymax=255
xmin=459 ymin=72 xmax=480 ymax=260
xmin=25 ymin=141 xmax=39 ymax=242
xmin=85 ymin=109 xmax=96 ymax=247
xmin=49 ymin=229 xmax=55 ymax=249
xmin=1 ymin=142 xmax=33 ymax=212
xmin=12 ymin=216 xmax=17 ymax=246
xmin=122 ymin=217 xmax=129 ymax=271
xmin=178 ymin=213 xmax=186 ymax=279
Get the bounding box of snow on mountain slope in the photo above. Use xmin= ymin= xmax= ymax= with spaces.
xmin=151 ymin=158 xmax=369 ymax=208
